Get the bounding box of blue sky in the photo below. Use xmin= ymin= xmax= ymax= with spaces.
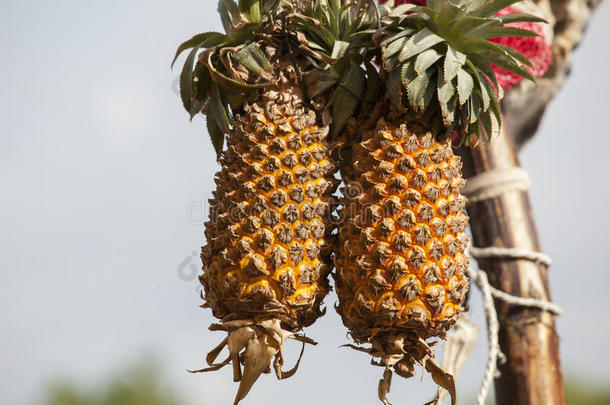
xmin=2 ymin=1 xmax=610 ymax=404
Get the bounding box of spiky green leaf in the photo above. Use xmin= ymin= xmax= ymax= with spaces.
xmin=399 ymin=28 xmax=444 ymax=62
xmin=468 ymin=53 xmax=502 ymax=91
xmin=448 ymin=16 xmax=496 ymax=40
xmin=360 ymin=60 xmax=383 ymax=117
xmin=444 ymin=46 xmax=467 ymax=83
xmin=415 ymin=48 xmax=443 ymax=75
xmin=209 ymin=82 xmax=232 ymax=132
xmin=400 ymin=60 xmax=417 ymax=87
xmin=304 ymin=68 xmax=341 ymax=98
xmin=195 ymin=64 xmax=212 ymax=102
xmin=206 ymin=115 xmax=225 ymax=156
xmin=391 ymin=4 xmax=418 ymax=16
xmin=202 ymin=48 xmax=268 ymax=92
xmin=489 ymin=41 xmax=534 ymax=67
xmin=473 ymin=26 xmax=540 ymax=40
xmin=331 ymin=40 xmax=351 ymax=60
xmin=468 ymin=91 xmax=481 ymax=123
xmin=172 ymin=32 xmax=228 ymax=67
xmin=479 ymin=102 xmax=493 ymax=137
xmin=484 ymin=49 xmax=535 ymax=83
xmin=457 ymin=69 xmax=474 ymax=105
xmin=218 ymin=0 xmax=238 ymax=34
xmin=408 ymin=69 xmax=435 ymax=113
xmin=331 ymin=63 xmax=366 ymax=138
xmin=441 ymin=95 xmax=457 ymax=126
xmin=179 ymin=46 xmax=202 ymax=114
xmin=468 ymin=65 xmax=490 ymax=111
xmin=498 ymin=12 xmax=547 ymax=24
xmin=469 ymin=0 xmax=524 ymax=17
xmin=384 ymin=36 xmax=410 ymax=60
xmin=436 ymin=1 xmax=467 ymax=30
xmin=233 ymin=43 xmax=273 ymax=80
xmin=238 ymin=0 xmax=261 ymax=23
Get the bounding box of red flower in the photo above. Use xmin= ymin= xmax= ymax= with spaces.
xmin=489 ymin=7 xmax=552 ymax=89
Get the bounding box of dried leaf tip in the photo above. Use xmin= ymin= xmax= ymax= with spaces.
xmin=352 ymin=332 xmax=458 ymax=405
xmin=189 ymin=319 xmax=316 ymax=404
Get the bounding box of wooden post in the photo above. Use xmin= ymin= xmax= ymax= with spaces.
xmin=458 ymin=122 xmax=565 ymax=405
xmin=455 ymin=1 xmax=602 ymax=401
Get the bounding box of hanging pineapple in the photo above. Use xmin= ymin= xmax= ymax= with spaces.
xmin=173 ymin=1 xmax=376 ymax=403
xmin=334 ymin=1 xmax=541 ymax=403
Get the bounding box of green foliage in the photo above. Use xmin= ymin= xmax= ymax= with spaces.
xmin=172 ymin=0 xmax=282 ymax=156
xmin=172 ymin=0 xmax=380 ymax=156
xmin=172 ymin=0 xmax=547 ymax=152
xmin=292 ymin=0 xmax=380 ymax=139
xmin=45 ymin=361 xmax=182 ymax=405
xmin=376 ymin=0 xmax=546 ymax=142
xmin=477 ymin=378 xmax=610 ymax=405
xmin=565 ymin=379 xmax=610 ymax=405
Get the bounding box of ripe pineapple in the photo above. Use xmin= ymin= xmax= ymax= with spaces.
xmin=336 ymin=112 xmax=469 ymax=404
xmin=173 ymin=1 xmax=377 ymax=403
xmin=334 ymin=1 xmax=541 ymax=403
xmin=199 ymin=70 xmax=340 ymax=403
xmin=203 ymin=76 xmax=337 ymax=327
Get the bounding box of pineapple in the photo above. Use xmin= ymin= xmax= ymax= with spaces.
xmin=199 ymin=70 xmax=339 ymax=403
xmin=336 ymin=112 xmax=469 ymax=404
xmin=202 ymin=76 xmax=337 ymax=327
xmin=334 ymin=1 xmax=541 ymax=403
xmin=173 ymin=1 xmax=377 ymax=403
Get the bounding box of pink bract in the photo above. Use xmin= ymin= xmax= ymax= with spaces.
xmin=489 ymin=7 xmax=552 ymax=89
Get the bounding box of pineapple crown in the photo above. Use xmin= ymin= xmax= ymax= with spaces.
xmin=376 ymin=0 xmax=546 ymax=143
xmin=172 ymin=0 xmax=379 ymax=155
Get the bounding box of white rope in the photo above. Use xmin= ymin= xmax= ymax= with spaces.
xmin=463 ymin=167 xmax=530 ymax=203
xmin=468 ymin=246 xmax=562 ymax=314
xmin=462 ymin=166 xmax=561 ymax=404
xmin=467 ymin=245 xmax=563 ymax=405
xmin=487 ymin=285 xmax=563 ymax=315
xmin=469 ymin=246 xmax=552 ymax=267
xmin=468 ymin=267 xmax=503 ymax=405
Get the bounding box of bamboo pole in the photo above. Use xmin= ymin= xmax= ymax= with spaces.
xmin=459 ymin=122 xmax=564 ymax=405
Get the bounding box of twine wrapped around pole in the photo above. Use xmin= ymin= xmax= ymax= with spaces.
xmin=457 ymin=1 xmax=602 ymax=403
xmin=439 ymin=166 xmax=563 ymax=405
xmin=459 ymin=127 xmax=565 ymax=405
xmin=466 ymin=244 xmax=562 ymax=405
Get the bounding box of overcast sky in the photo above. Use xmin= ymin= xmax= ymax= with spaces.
xmin=2 ymin=1 xmax=610 ymax=404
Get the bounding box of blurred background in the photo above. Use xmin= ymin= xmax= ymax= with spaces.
xmin=2 ymin=1 xmax=609 ymax=404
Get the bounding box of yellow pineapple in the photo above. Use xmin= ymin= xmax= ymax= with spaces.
xmin=199 ymin=71 xmax=339 ymax=403
xmin=335 ymin=112 xmax=469 ymax=403
xmin=173 ymin=1 xmax=377 ymax=403
xmin=334 ymin=1 xmax=541 ymax=403
xmin=336 ymin=112 xmax=470 ymax=340
xmin=202 ymin=77 xmax=337 ymax=330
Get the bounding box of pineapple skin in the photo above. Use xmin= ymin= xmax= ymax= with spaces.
xmin=200 ymin=79 xmax=340 ymax=331
xmin=335 ymin=115 xmax=470 ymax=344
